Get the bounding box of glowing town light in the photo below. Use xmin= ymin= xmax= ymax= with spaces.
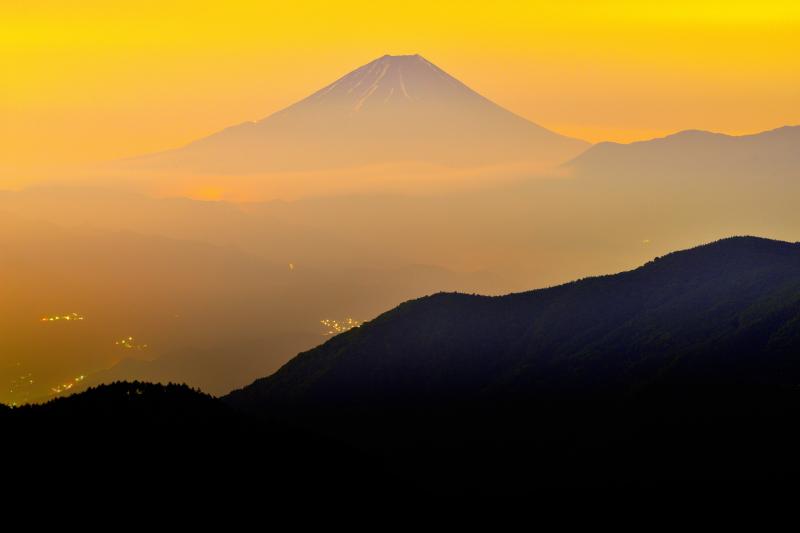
xmin=320 ymin=318 xmax=363 ymax=336
xmin=115 ymin=337 xmax=148 ymax=350
xmin=50 ymin=374 xmax=88 ymax=395
xmin=40 ymin=312 xmax=85 ymax=323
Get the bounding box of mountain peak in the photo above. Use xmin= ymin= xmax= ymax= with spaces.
xmin=373 ymin=53 xmax=427 ymax=65
xmin=293 ymin=53 xmax=474 ymax=113
xmin=378 ymin=53 xmax=422 ymax=59
xmin=131 ymin=54 xmax=589 ymax=172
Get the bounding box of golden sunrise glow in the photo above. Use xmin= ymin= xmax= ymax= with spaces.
xmin=2 ymin=1 xmax=799 ymax=181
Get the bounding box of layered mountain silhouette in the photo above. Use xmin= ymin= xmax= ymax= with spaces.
xmin=568 ymin=125 xmax=800 ymax=181
xmin=8 ymin=237 xmax=800 ymax=488
xmin=131 ymin=54 xmax=588 ymax=173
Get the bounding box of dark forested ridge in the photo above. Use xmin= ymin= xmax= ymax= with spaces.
xmin=6 ymin=236 xmax=800 ymax=491
xmin=7 ymin=381 xmax=230 ymax=428
xmin=227 ymin=236 xmax=800 ymax=407
xmin=222 ymin=236 xmax=800 ymax=487
xmin=1 ymin=382 xmax=397 ymax=499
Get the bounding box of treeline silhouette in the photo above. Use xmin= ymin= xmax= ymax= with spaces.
xmin=1 ymin=381 xmax=398 ymax=500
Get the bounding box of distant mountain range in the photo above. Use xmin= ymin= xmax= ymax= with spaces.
xmin=129 ymin=54 xmax=588 ymax=173
xmin=568 ymin=125 xmax=800 ymax=181
xmin=111 ymin=54 xmax=800 ymax=205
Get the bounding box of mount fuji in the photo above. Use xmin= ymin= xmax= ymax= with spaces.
xmin=131 ymin=54 xmax=588 ymax=173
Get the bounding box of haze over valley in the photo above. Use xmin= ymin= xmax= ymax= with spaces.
xmin=3 ymin=52 xmax=799 ymax=405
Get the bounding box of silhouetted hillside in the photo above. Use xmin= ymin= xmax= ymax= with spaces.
xmin=225 ymin=236 xmax=800 ymax=486
xmin=10 ymin=381 xmax=229 ymax=427
xmin=228 ymin=236 xmax=800 ymax=408
xmin=2 ymin=381 xmax=401 ymax=499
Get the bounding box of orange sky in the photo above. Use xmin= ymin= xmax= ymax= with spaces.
xmin=2 ymin=1 xmax=799 ymax=178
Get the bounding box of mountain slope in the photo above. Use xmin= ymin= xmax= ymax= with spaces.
xmin=227 ymin=236 xmax=800 ymax=409
xmin=567 ymin=125 xmax=800 ymax=181
xmin=132 ymin=54 xmax=588 ymax=173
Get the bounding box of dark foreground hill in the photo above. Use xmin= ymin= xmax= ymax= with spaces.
xmin=6 ymin=237 xmax=800 ymax=493
xmin=228 ymin=236 xmax=800 ymax=406
xmin=225 ymin=236 xmax=800 ymax=486
xmin=0 ymin=382 xmax=399 ymax=501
